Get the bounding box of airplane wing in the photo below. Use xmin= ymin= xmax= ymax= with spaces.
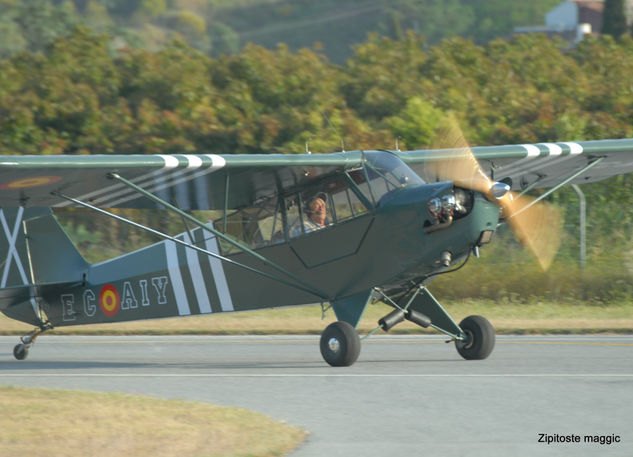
xmin=399 ymin=138 xmax=633 ymax=191
xmin=1 ymin=138 xmax=633 ymax=210
xmin=0 ymin=152 xmax=361 ymax=210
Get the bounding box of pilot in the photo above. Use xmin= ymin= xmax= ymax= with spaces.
xmin=304 ymin=197 xmax=329 ymax=232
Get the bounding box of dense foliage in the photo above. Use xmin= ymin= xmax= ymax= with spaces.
xmin=4 ymin=29 xmax=633 ymax=155
xmin=2 ymin=27 xmax=633 ymax=301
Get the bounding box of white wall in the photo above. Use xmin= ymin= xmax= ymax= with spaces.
xmin=546 ymin=1 xmax=579 ymax=29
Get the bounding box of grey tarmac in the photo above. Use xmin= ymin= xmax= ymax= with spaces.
xmin=0 ymin=334 xmax=632 ymax=457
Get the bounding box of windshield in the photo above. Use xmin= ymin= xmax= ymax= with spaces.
xmin=349 ymin=151 xmax=424 ymax=206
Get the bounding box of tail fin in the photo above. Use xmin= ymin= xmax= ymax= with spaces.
xmin=0 ymin=207 xmax=88 ymax=289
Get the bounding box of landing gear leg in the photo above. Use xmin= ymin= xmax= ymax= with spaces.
xmin=320 ymin=290 xmax=372 ymax=367
xmin=375 ymin=286 xmax=496 ymax=360
xmin=13 ymin=322 xmax=53 ymax=361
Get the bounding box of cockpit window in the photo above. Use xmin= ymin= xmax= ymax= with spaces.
xmin=215 ymin=197 xmax=284 ymax=253
xmin=349 ymin=151 xmax=424 ymax=206
xmin=214 ymin=173 xmax=372 ymax=251
xmin=287 ymin=176 xmax=368 ymax=239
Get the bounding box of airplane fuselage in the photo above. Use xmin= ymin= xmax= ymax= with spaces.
xmin=2 ymin=182 xmax=499 ymax=329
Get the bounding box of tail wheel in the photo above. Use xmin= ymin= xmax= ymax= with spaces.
xmin=320 ymin=321 xmax=361 ymax=367
xmin=455 ymin=315 xmax=495 ymax=360
xmin=13 ymin=344 xmax=29 ymax=361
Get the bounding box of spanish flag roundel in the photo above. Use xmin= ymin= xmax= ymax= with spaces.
xmin=99 ymin=284 xmax=120 ymax=317
xmin=0 ymin=175 xmax=61 ymax=190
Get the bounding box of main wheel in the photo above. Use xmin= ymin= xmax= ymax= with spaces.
xmin=13 ymin=343 xmax=29 ymax=361
xmin=320 ymin=321 xmax=361 ymax=367
xmin=455 ymin=315 xmax=495 ymax=360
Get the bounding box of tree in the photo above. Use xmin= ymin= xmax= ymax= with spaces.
xmin=602 ymin=0 xmax=627 ymax=38
xmin=13 ymin=0 xmax=79 ymax=52
xmin=384 ymin=97 xmax=446 ymax=148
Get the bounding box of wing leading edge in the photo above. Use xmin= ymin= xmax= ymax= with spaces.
xmin=399 ymin=138 xmax=633 ymax=191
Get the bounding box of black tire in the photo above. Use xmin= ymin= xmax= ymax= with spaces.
xmin=320 ymin=321 xmax=361 ymax=367
xmin=455 ymin=315 xmax=495 ymax=360
xmin=13 ymin=344 xmax=28 ymax=361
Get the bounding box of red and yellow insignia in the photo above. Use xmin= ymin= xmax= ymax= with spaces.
xmin=99 ymin=284 xmax=120 ymax=317
xmin=0 ymin=176 xmax=62 ymax=190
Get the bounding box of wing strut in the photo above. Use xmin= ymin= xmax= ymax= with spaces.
xmin=511 ymin=157 xmax=604 ymax=217
xmin=54 ymin=192 xmax=329 ymax=300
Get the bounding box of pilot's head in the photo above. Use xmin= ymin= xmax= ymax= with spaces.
xmin=308 ymin=197 xmax=327 ymax=226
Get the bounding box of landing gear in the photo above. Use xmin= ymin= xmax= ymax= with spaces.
xmin=368 ymin=287 xmax=497 ymax=361
xmin=12 ymin=323 xmax=52 ymax=361
xmin=13 ymin=343 xmax=29 ymax=360
xmin=455 ymin=315 xmax=495 ymax=360
xmin=319 ymin=288 xmax=496 ymax=366
xmin=320 ymin=321 xmax=361 ymax=367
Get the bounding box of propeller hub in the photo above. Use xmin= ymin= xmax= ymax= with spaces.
xmin=489 ymin=182 xmax=511 ymax=199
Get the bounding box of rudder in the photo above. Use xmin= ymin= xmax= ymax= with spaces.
xmin=0 ymin=207 xmax=88 ymax=289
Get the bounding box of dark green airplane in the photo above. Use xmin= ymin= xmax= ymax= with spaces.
xmin=1 ymin=137 xmax=633 ymax=365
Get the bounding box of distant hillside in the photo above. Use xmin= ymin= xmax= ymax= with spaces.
xmin=0 ymin=0 xmax=561 ymax=62
xmin=214 ymin=0 xmax=563 ymax=62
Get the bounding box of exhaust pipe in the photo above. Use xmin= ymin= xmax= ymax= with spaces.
xmin=405 ymin=309 xmax=431 ymax=328
xmin=378 ymin=309 xmax=432 ymax=331
xmin=378 ymin=309 xmax=405 ymax=332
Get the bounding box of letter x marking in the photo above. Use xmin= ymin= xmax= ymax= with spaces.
xmin=0 ymin=207 xmax=29 ymax=288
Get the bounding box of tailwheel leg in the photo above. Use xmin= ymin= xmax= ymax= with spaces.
xmin=320 ymin=321 xmax=361 ymax=367
xmin=13 ymin=323 xmax=53 ymax=361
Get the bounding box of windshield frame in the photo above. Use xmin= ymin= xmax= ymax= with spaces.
xmin=350 ymin=150 xmax=424 ymax=207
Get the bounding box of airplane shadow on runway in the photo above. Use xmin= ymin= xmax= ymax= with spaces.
xmin=0 ymin=359 xmax=331 ymax=371
xmin=0 ymin=356 xmax=463 ymax=372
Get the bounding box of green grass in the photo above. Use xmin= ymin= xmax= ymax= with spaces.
xmin=2 ymin=300 xmax=632 ymax=336
xmin=0 ymin=386 xmax=306 ymax=457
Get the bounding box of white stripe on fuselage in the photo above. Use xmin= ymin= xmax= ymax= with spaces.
xmin=164 ymin=240 xmax=191 ymax=316
xmin=205 ymin=234 xmax=234 ymax=312
xmin=183 ymin=232 xmax=212 ymax=314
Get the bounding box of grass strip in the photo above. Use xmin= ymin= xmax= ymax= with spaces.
xmin=1 ymin=300 xmax=632 ymax=335
xmin=0 ymin=386 xmax=305 ymax=457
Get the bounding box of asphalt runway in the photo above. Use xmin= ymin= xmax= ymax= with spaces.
xmin=0 ymin=334 xmax=632 ymax=457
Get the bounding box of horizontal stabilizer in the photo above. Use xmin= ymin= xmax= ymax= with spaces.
xmin=0 ymin=281 xmax=78 ymax=309
xmin=0 ymin=280 xmax=79 ymax=325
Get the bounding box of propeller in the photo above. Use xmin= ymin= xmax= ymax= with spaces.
xmin=427 ymin=117 xmax=562 ymax=270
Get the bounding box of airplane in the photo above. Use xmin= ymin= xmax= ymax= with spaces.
xmin=1 ymin=132 xmax=633 ymax=366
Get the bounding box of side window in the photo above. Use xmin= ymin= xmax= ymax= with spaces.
xmin=252 ymin=203 xmax=284 ymax=247
xmin=289 ymin=192 xmax=333 ymax=238
xmin=328 ymin=179 xmax=368 ymax=222
xmin=214 ymin=198 xmax=283 ymax=252
xmin=286 ymin=195 xmax=303 ymax=238
xmin=288 ymin=177 xmax=369 ymax=239
xmin=332 ymin=189 xmax=353 ymax=221
xmin=217 ymin=211 xmax=244 ymax=254
xmin=348 ymin=169 xmax=376 ymax=206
